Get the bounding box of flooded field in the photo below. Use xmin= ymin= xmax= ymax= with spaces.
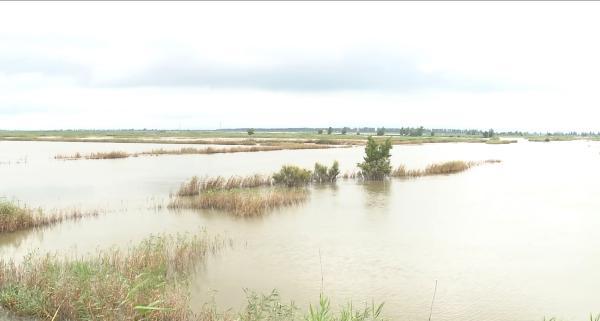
xmin=1 ymin=139 xmax=600 ymax=320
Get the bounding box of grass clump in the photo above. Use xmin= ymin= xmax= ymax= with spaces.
xmin=169 ymin=188 xmax=309 ymax=217
xmin=313 ymin=161 xmax=340 ymax=183
xmin=0 ymin=201 xmax=99 ymax=233
xmin=87 ymin=151 xmax=129 ymax=159
xmin=0 ymin=233 xmax=226 ymax=321
xmin=392 ymin=159 xmax=502 ymax=178
xmin=237 ymin=290 xmax=386 ymax=321
xmin=176 ymin=175 xmax=273 ymax=196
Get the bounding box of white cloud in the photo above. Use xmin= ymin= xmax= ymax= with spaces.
xmin=1 ymin=2 xmax=600 ymax=131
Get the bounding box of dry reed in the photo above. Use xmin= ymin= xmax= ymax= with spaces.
xmin=176 ymin=175 xmax=273 ymax=196
xmin=392 ymin=159 xmax=501 ymax=178
xmin=169 ymin=188 xmax=308 ymax=217
xmin=55 ymin=144 xmax=337 ymax=160
xmin=0 ymin=201 xmax=100 ymax=233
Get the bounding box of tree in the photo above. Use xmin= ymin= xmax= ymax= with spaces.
xmin=317 ymin=129 xmax=323 ymax=134
xmin=327 ymin=127 xmax=333 ymax=135
xmin=341 ymin=127 xmax=349 ymax=135
xmin=376 ymin=127 xmax=385 ymax=136
xmin=357 ymin=137 xmax=393 ymax=180
xmin=247 ymin=128 xmax=255 ymax=135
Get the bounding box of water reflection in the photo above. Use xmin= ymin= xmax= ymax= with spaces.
xmin=359 ymin=180 xmax=391 ymax=209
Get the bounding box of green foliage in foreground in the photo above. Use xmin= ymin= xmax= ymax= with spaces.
xmin=0 ymin=233 xmax=225 ymax=321
xmin=357 ymin=137 xmax=393 ymax=180
xmin=236 ymin=290 xmax=386 ymax=321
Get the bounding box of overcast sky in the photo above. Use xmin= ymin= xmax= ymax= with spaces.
xmin=1 ymin=1 xmax=600 ymax=131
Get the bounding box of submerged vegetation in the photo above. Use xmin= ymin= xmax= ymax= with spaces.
xmin=0 ymin=201 xmax=99 ymax=233
xmin=54 ymin=144 xmax=337 ymax=160
xmin=392 ymin=160 xmax=502 ymax=178
xmin=169 ymin=188 xmax=309 ymax=217
xmin=0 ymin=233 xmax=225 ymax=321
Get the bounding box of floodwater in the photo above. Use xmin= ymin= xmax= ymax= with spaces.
xmin=1 ymin=139 xmax=600 ymax=321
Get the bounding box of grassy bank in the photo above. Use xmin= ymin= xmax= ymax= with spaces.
xmin=0 ymin=201 xmax=99 ymax=233
xmin=0 ymin=233 xmax=225 ymax=321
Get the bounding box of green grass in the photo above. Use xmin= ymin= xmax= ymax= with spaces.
xmin=0 ymin=233 xmax=226 ymax=321
xmin=0 ymin=201 xmax=99 ymax=233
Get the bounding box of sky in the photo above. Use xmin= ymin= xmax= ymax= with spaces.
xmin=1 ymin=1 xmax=600 ymax=132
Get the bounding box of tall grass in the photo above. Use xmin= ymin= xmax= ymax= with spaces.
xmin=0 ymin=201 xmax=99 ymax=233
xmin=170 ymin=188 xmax=308 ymax=217
xmin=176 ymin=175 xmax=273 ymax=196
xmin=237 ymin=290 xmax=386 ymax=321
xmin=0 ymin=233 xmax=225 ymax=321
xmin=392 ymin=160 xmax=501 ymax=178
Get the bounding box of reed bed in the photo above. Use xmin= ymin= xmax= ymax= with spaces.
xmin=55 ymin=144 xmax=337 ymax=160
xmin=0 ymin=233 xmax=226 ymax=321
xmin=0 ymin=201 xmax=99 ymax=233
xmin=170 ymin=188 xmax=308 ymax=217
xmin=176 ymin=175 xmax=273 ymax=196
xmin=392 ymin=159 xmax=501 ymax=178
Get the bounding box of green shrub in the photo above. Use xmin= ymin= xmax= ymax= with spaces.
xmin=313 ymin=161 xmax=340 ymax=183
xmin=357 ymin=137 xmax=392 ymax=180
xmin=272 ymin=165 xmax=312 ymax=187
xmin=247 ymin=128 xmax=255 ymax=135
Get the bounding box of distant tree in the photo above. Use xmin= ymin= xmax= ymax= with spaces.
xmin=327 ymin=127 xmax=333 ymax=135
xmin=356 ymin=131 xmax=361 ymax=135
xmin=376 ymin=127 xmax=385 ymax=136
xmin=341 ymin=127 xmax=349 ymax=135
xmin=417 ymin=126 xmax=424 ymax=136
xmin=247 ymin=128 xmax=255 ymax=135
xmin=317 ymin=129 xmax=323 ymax=135
xmin=483 ymin=128 xmax=495 ymax=138
xmin=357 ymin=137 xmax=393 ymax=180
xmin=430 ymin=130 xmax=435 ymax=137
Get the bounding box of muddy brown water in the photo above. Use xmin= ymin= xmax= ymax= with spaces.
xmin=1 ymin=139 xmax=600 ymax=320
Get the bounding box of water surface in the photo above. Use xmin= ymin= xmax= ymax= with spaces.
xmin=1 ymin=139 xmax=599 ymax=320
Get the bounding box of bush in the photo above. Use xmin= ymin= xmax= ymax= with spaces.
xmin=272 ymin=165 xmax=312 ymax=187
xmin=327 ymin=127 xmax=333 ymax=135
xmin=376 ymin=127 xmax=385 ymax=136
xmin=312 ymin=161 xmax=340 ymax=183
xmin=247 ymin=128 xmax=255 ymax=135
xmin=317 ymin=129 xmax=323 ymax=135
xmin=357 ymin=137 xmax=392 ymax=180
